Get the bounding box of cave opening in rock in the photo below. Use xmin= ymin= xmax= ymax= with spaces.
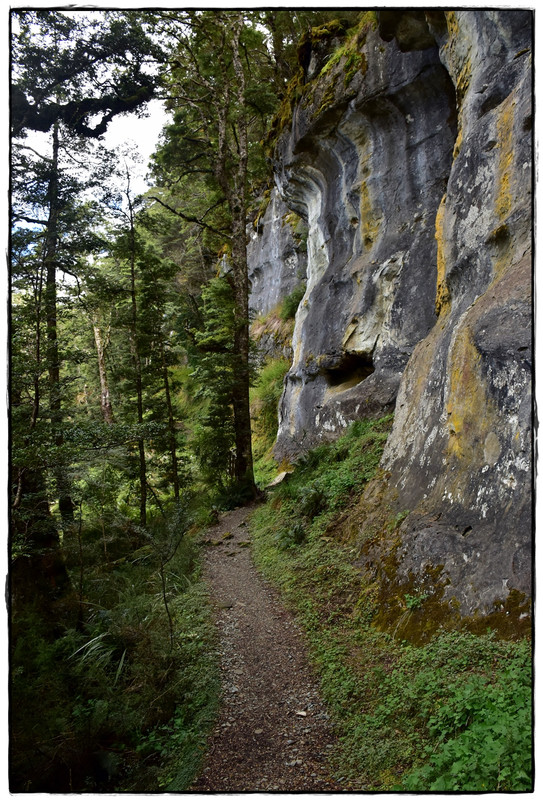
xmin=324 ymin=352 xmax=375 ymax=390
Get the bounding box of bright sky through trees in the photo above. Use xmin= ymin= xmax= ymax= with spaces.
xmin=102 ymin=98 xmax=171 ymax=193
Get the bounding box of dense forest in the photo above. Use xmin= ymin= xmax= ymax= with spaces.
xmin=9 ymin=8 xmax=532 ymax=793
xmin=9 ymin=8 xmax=343 ymax=790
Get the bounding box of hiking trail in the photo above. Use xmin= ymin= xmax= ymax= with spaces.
xmin=190 ymin=502 xmax=343 ymax=792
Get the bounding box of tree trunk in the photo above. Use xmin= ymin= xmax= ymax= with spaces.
xmin=126 ymin=181 xmax=147 ymax=526
xmin=228 ymin=15 xmax=256 ymax=493
xmin=92 ymin=321 xmax=115 ymax=424
xmin=161 ymin=340 xmax=180 ymax=501
xmin=43 ymin=121 xmax=74 ymax=524
xmin=10 ymin=461 xmax=72 ymax=618
xmin=230 ymin=212 xmax=255 ymax=489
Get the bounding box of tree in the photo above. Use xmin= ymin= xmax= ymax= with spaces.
xmin=11 ymin=9 xmax=164 ymax=139
xmin=149 ymin=10 xmax=285 ymax=495
xmin=11 ymin=124 xmax=108 ymax=604
xmin=147 ymin=9 xmax=341 ymax=494
xmin=9 ymin=8 xmax=166 ymax=632
xmin=10 ymin=8 xmax=167 ymax=541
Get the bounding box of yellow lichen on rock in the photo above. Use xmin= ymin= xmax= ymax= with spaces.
xmin=434 ymin=193 xmax=450 ymax=316
xmin=445 ymin=325 xmax=493 ymax=464
xmin=496 ymin=95 xmax=516 ymax=222
xmin=442 ymin=12 xmax=471 ymax=161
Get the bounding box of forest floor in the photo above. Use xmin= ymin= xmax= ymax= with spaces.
xmin=190 ymin=501 xmax=344 ymax=793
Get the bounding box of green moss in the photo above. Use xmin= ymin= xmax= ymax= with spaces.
xmin=248 ymin=417 xmax=532 ymax=791
xmin=265 ymin=12 xmax=378 ymax=155
xmin=264 ymin=67 xmax=307 ymax=155
xmin=252 ymin=189 xmax=272 ymax=230
xmin=368 ymin=528 xmax=531 ymax=645
xmin=319 ymin=12 xmax=377 ymax=88
xmin=464 ymin=589 xmax=532 ymax=639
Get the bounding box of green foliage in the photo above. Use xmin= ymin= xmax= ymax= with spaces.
xmin=12 ymin=9 xmax=164 ymax=138
xmin=249 ymin=418 xmax=532 ymax=791
xmin=251 ymin=358 xmax=289 ymax=440
xmin=277 ymin=416 xmax=391 ymax=520
xmin=279 ymin=283 xmax=306 ymax=320
xmin=10 ymin=503 xmax=220 ymax=792
xmin=400 ymin=651 xmax=532 ymax=791
xmin=275 ymin=519 xmax=307 ymax=550
xmin=250 ymin=357 xmax=290 ymax=485
xmin=190 ymin=276 xmax=238 ymax=490
xmin=404 ymin=591 xmax=429 ymax=610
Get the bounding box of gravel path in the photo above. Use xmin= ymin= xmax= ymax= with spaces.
xmin=190 ymin=502 xmax=343 ymax=793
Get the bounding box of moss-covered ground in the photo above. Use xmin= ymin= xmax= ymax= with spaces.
xmin=249 ymin=417 xmax=533 ymax=791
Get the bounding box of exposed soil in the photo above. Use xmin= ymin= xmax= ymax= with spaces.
xmin=190 ymin=501 xmax=344 ymax=793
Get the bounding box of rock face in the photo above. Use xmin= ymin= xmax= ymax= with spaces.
xmin=272 ymin=16 xmax=458 ymax=459
xmin=247 ymin=188 xmax=307 ymax=319
xmin=248 ymin=9 xmax=533 ymax=628
xmin=378 ymin=10 xmax=533 ymax=621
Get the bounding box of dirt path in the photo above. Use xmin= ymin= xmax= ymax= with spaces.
xmin=190 ymin=502 xmax=343 ymax=793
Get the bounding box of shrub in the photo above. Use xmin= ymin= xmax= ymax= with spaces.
xmin=279 ymin=284 xmax=306 ymax=320
xmin=274 ymin=520 xmax=307 ymax=550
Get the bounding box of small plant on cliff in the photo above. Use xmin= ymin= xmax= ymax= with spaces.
xmin=279 ymin=283 xmax=306 ymax=320
xmin=404 ymin=591 xmax=429 ymax=610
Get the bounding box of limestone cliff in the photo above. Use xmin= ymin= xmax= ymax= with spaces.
xmin=248 ymin=9 xmax=533 ymax=631
xmin=248 ymin=189 xmax=307 ymax=319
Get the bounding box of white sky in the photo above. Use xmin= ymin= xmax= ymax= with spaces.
xmin=101 ymin=98 xmax=171 ymax=194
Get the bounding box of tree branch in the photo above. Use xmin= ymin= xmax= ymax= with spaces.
xmin=148 ymin=196 xmax=230 ymax=240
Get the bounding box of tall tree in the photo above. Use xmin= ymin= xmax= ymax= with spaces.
xmin=11 ymin=9 xmax=164 ymax=138
xmin=10 ymin=8 xmax=165 ymax=620
xmin=150 ymin=10 xmax=286 ymax=494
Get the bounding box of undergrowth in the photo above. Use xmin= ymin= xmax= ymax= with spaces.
xmin=10 ymin=507 xmax=220 ymax=792
xmin=250 ymin=357 xmax=290 ymax=487
xmin=249 ymin=415 xmax=533 ymax=791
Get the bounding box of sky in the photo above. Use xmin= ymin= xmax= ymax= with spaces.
xmin=101 ymin=99 xmax=171 ymax=194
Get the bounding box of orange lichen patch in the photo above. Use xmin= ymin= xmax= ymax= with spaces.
xmin=445 ymin=326 xmax=494 ymax=463
xmin=454 ymin=58 xmax=472 ymax=113
xmin=444 ymin=10 xmax=459 ymax=40
xmin=443 ymin=12 xmax=472 ymax=108
xmin=451 ymin=121 xmax=463 ymax=160
xmin=434 ymin=193 xmax=451 ymax=316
